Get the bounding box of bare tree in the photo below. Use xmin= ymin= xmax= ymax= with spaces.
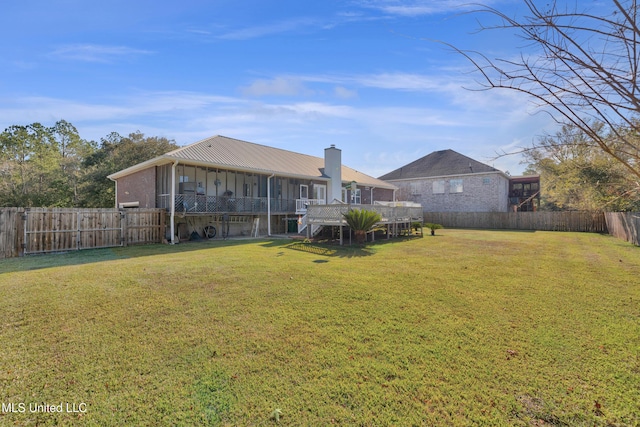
xmin=449 ymin=0 xmax=640 ymax=179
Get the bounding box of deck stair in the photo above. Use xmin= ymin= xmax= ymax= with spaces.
xmin=297 ymin=214 xmax=323 ymax=236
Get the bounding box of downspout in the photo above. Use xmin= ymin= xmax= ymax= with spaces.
xmin=267 ymin=173 xmax=275 ymax=236
xmin=170 ymin=161 xmax=178 ymax=244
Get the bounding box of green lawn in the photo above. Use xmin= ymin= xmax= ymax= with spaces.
xmin=0 ymin=230 xmax=638 ymax=426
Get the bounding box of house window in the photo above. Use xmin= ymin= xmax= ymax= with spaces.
xmin=351 ymin=189 xmax=361 ymax=204
xmin=410 ymin=182 xmax=420 ymax=195
xmin=512 ymin=183 xmax=523 ymax=197
xmin=179 ymin=176 xmax=189 ymax=183
xmin=450 ymin=179 xmax=463 ymax=193
xmin=483 ymin=177 xmax=491 ymax=185
xmin=433 ymin=180 xmax=445 ymax=194
xmin=313 ymin=184 xmax=326 ymax=202
xmin=300 ymin=184 xmax=309 ymax=199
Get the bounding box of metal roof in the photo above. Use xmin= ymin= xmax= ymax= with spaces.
xmin=109 ymin=135 xmax=396 ymax=189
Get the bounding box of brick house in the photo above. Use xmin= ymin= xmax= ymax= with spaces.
xmin=108 ymin=135 xmax=397 ymax=242
xmin=379 ymin=149 xmax=513 ymax=212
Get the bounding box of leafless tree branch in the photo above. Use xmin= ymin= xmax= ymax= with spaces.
xmin=448 ymin=0 xmax=640 ymax=179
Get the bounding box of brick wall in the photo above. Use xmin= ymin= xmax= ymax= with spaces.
xmin=116 ymin=167 xmax=157 ymax=208
xmin=391 ymin=172 xmax=509 ymax=212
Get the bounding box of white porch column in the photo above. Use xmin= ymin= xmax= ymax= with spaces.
xmin=170 ymin=161 xmax=177 ymax=244
xmin=267 ymin=173 xmax=275 ymax=236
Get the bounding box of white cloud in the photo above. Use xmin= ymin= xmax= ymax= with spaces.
xmin=357 ymin=0 xmax=498 ymax=17
xmin=334 ymin=86 xmax=358 ymax=99
xmin=241 ymin=77 xmax=315 ymax=97
xmin=48 ymin=44 xmax=153 ymax=63
xmin=355 ymin=72 xmax=444 ymax=91
xmin=0 ymin=83 xmax=552 ymax=176
xmin=217 ymin=18 xmax=318 ymax=40
xmin=296 ymin=71 xmax=464 ymax=94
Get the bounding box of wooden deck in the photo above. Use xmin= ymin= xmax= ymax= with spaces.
xmin=307 ymin=203 xmax=422 ymax=225
xmin=304 ymin=202 xmax=423 ymax=243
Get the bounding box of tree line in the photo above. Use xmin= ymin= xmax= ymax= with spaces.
xmin=0 ymin=120 xmax=177 ymax=208
xmin=1 ymin=119 xmax=638 ymax=211
xmin=524 ymin=122 xmax=640 ymax=211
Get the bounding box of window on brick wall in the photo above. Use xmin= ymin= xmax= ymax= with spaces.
xmin=433 ymin=180 xmax=445 ymax=194
xmin=450 ymin=179 xmax=463 ymax=193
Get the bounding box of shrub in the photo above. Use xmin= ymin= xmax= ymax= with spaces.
xmin=424 ymin=222 xmax=443 ymax=236
xmin=342 ymin=208 xmax=382 ymax=243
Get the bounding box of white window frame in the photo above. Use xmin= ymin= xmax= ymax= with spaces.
xmin=432 ymin=180 xmax=445 ymax=194
xmin=313 ymin=184 xmax=326 ymax=202
xmin=351 ymin=188 xmax=361 ymax=204
xmin=300 ymin=184 xmax=309 ymax=199
xmin=450 ymin=179 xmax=463 ymax=193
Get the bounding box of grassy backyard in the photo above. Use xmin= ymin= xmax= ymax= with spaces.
xmin=0 ymin=229 xmax=638 ymax=426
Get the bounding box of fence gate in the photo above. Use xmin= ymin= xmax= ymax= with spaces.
xmin=24 ymin=208 xmax=124 ymax=255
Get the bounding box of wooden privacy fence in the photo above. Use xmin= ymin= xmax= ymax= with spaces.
xmin=0 ymin=208 xmax=165 ymax=258
xmin=604 ymin=212 xmax=640 ymax=246
xmin=0 ymin=208 xmax=24 ymax=259
xmin=423 ymin=211 xmax=607 ymax=233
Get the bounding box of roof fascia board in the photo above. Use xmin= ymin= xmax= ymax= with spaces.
xmin=107 ymin=156 xmax=173 ymax=180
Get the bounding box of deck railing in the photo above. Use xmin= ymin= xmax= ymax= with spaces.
xmin=295 ymin=198 xmax=326 ymax=213
xmin=157 ymin=194 xmax=296 ymax=214
xmin=306 ymin=204 xmax=423 ymax=225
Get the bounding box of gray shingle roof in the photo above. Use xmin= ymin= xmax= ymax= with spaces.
xmin=378 ymin=149 xmax=500 ymax=180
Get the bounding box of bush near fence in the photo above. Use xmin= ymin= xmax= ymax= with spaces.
xmin=0 ymin=208 xmax=165 ymax=258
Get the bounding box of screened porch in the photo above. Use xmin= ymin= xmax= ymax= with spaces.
xmin=155 ymin=163 xmax=327 ymax=215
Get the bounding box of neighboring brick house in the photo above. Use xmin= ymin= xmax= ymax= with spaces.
xmin=379 ymin=149 xmax=512 ymax=212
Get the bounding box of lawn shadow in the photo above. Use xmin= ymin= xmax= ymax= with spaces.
xmin=0 ymin=238 xmax=264 ymax=274
xmin=269 ymin=235 xmax=426 ymax=259
xmin=1 ymin=234 xmax=419 ymax=274
xmin=282 ymin=241 xmax=377 ymax=258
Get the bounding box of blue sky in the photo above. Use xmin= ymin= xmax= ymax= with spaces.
xmin=1 ymin=0 xmax=563 ymax=176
